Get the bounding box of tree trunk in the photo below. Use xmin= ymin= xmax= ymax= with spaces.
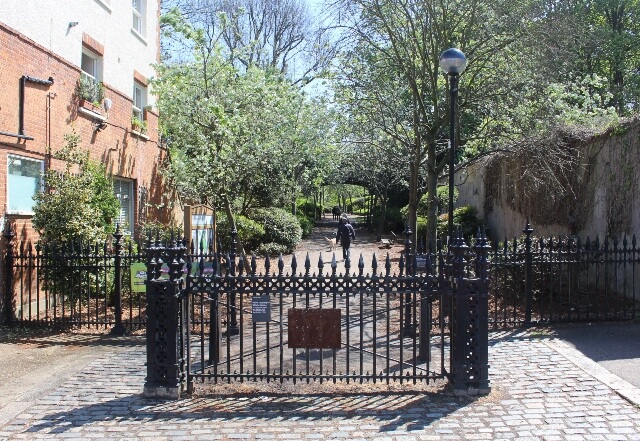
xmin=407 ymin=157 xmax=419 ymax=254
xmin=221 ymin=193 xmax=251 ymax=270
xmin=376 ymin=188 xmax=388 ymax=241
xmin=426 ymin=148 xmax=439 ymax=252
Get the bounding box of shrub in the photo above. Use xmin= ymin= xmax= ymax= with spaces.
xmin=437 ymin=205 xmax=483 ymax=242
xmin=415 ymin=186 xmax=457 ymax=217
xmin=139 ymin=220 xmax=184 ymax=243
xmin=416 ymin=217 xmax=427 ymax=242
xmin=257 ymin=242 xmax=289 ymax=257
xmin=436 ymin=186 xmax=457 ymax=215
xmin=371 ymin=205 xmax=405 ymax=233
xmin=350 ymin=197 xmax=367 ymax=213
xmin=33 ymin=131 xmax=119 ymax=243
xmin=248 ymin=207 xmax=302 ymax=253
xmin=297 ymin=213 xmax=314 ymax=238
xmin=297 ymin=200 xmax=322 ymax=219
xmin=32 ymin=131 xmax=120 ymax=304
xmin=216 ymin=215 xmax=265 ymax=252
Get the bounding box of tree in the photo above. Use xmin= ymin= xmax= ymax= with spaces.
xmin=33 ymin=131 xmax=120 ymax=243
xmin=32 ymin=131 xmax=121 ymax=304
xmin=154 ymin=14 xmax=337 ymax=251
xmin=519 ymin=0 xmax=640 ymax=115
xmin=161 ymin=0 xmax=336 ymax=85
xmin=332 ymin=52 xmax=408 ymax=236
xmin=331 ymin=0 xmax=536 ymax=248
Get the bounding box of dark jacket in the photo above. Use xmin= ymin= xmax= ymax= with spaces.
xmin=336 ymin=221 xmax=355 ymax=245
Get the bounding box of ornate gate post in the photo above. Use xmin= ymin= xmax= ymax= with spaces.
xmin=450 ymin=229 xmax=490 ymax=395
xmin=143 ymin=233 xmax=186 ymax=399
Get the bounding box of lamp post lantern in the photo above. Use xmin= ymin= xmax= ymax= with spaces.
xmin=439 ymin=48 xmax=467 ymax=243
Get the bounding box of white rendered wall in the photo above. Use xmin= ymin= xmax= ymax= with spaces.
xmin=0 ymin=0 xmax=158 ymax=104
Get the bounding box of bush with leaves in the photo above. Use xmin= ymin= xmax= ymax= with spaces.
xmin=437 ymin=205 xmax=483 ymax=242
xmin=216 ymin=215 xmax=265 ymax=253
xmin=297 ymin=200 xmax=322 ymax=220
xmin=33 ymin=132 xmax=119 ymax=243
xmin=296 ymin=213 xmax=314 ymax=238
xmin=257 ymin=242 xmax=289 ymax=257
xmin=32 ymin=131 xmax=120 ymax=305
xmin=414 ymin=186 xmax=457 ymax=217
xmin=416 ymin=218 xmax=427 ymax=245
xmin=349 ymin=197 xmax=367 ymax=214
xmin=248 ymin=207 xmax=302 ymax=253
xmin=374 ymin=206 xmax=405 ymax=234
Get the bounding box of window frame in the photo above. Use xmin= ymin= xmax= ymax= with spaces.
xmin=132 ymin=0 xmax=144 ymax=35
xmin=6 ymin=154 xmax=44 ymax=215
xmin=113 ymin=177 xmax=135 ymax=235
xmin=81 ymin=48 xmax=102 ymax=82
xmin=132 ymin=80 xmax=146 ymax=121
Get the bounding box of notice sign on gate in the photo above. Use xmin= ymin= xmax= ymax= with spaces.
xmin=252 ymin=295 xmax=271 ymax=322
xmin=288 ymin=308 xmax=341 ymax=349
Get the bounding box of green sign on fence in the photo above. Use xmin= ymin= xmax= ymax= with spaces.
xmin=130 ymin=262 xmax=147 ymax=293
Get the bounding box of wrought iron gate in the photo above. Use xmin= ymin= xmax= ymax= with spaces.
xmin=142 ymin=230 xmax=490 ymax=398
xmin=184 ymin=252 xmax=446 ymax=388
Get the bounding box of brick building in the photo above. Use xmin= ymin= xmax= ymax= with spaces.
xmin=0 ymin=0 xmax=174 ymax=243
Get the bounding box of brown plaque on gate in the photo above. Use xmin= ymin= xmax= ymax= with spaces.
xmin=287 ymin=308 xmax=341 ymax=349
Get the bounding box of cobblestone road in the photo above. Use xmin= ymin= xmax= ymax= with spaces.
xmin=1 ymin=329 xmax=639 ymax=440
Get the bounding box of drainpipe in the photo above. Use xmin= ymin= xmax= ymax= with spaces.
xmin=0 ymin=75 xmax=54 ymax=141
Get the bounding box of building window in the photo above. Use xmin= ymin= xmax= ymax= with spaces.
xmin=132 ymin=80 xmax=146 ymax=120
xmin=81 ymin=49 xmax=102 ymax=81
xmin=80 ymin=49 xmax=104 ymax=102
xmin=7 ymin=155 xmax=43 ymax=215
xmin=132 ymin=0 xmax=145 ymax=35
xmin=113 ymin=178 xmax=134 ymax=235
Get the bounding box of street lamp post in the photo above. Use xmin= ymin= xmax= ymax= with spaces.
xmin=439 ymin=48 xmax=467 ymax=243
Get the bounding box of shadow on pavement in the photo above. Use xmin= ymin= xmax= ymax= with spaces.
xmin=24 ymin=389 xmax=479 ymax=435
xmin=551 ymin=321 xmax=640 ymax=362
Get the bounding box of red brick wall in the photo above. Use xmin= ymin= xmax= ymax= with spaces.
xmin=0 ymin=21 xmax=174 ymax=242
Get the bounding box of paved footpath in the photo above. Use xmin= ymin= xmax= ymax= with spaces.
xmin=1 ymin=329 xmax=639 ymax=441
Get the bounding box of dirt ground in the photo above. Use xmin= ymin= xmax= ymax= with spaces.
xmin=286 ymin=214 xmax=407 ymax=275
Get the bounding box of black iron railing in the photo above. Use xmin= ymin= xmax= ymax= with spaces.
xmin=4 ymin=221 xmax=639 ymax=331
xmin=2 ymin=227 xmax=147 ymax=332
xmin=143 ymin=228 xmax=491 ymax=396
xmin=488 ymin=222 xmax=640 ymax=327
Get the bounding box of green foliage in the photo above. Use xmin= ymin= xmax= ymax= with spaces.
xmin=32 ymin=131 xmax=120 ymax=303
xmin=256 ymin=242 xmax=289 ymax=257
xmin=372 ymin=205 xmax=405 ymax=233
xmin=297 ymin=200 xmax=322 ymax=220
xmin=131 ymin=115 xmax=148 ymax=134
xmin=76 ymin=75 xmax=105 ymax=104
xmin=296 ymin=213 xmax=314 ymax=238
xmin=349 ymin=196 xmax=367 ymax=213
xmin=139 ymin=220 xmax=184 ymax=243
xmin=154 ymin=15 xmax=337 ymax=218
xmin=33 ymin=131 xmax=119 ymax=244
xmin=544 ymin=75 xmax=618 ymax=128
xmin=416 ymin=186 xmax=457 ymax=217
xmin=296 ymin=199 xmax=319 ymax=238
xmin=437 ymin=205 xmax=483 ymax=242
xmin=416 ymin=217 xmax=427 ymax=242
xmin=248 ymin=208 xmax=302 ymax=253
xmin=216 ymin=215 xmax=265 ymax=252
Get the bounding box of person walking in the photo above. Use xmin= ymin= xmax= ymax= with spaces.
xmin=336 ymin=213 xmax=356 ymax=260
